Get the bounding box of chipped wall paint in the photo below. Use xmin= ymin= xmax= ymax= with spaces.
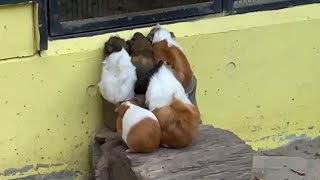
xmin=1 ymin=2 xmax=320 ymax=179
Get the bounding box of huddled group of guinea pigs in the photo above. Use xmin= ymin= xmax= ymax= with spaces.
xmin=98 ymin=24 xmax=201 ymax=153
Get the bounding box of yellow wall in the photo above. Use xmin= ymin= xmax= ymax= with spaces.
xmin=1 ymin=2 xmax=320 ymax=179
xmin=0 ymin=3 xmax=36 ymax=60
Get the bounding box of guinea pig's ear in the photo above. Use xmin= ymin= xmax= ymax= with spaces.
xmin=105 ymin=44 xmax=114 ymax=56
xmin=146 ymin=32 xmax=153 ymax=42
xmin=131 ymin=32 xmax=141 ymax=41
xmin=126 ymin=40 xmax=133 ymax=53
xmin=126 ymin=39 xmax=133 ymax=46
xmin=123 ymin=43 xmax=130 ymax=54
xmin=170 ymin=32 xmax=176 ymax=38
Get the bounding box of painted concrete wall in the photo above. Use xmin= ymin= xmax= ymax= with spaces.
xmin=0 ymin=4 xmax=36 ymax=60
xmin=0 ymin=2 xmax=320 ymax=179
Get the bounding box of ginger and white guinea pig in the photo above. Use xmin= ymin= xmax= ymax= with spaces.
xmin=115 ymin=100 xmax=161 ymax=153
xmin=145 ymin=60 xmax=200 ymax=148
xmin=98 ymin=36 xmax=137 ymax=104
xmin=147 ymin=24 xmax=193 ymax=88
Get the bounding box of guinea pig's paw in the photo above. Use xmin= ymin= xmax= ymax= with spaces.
xmin=162 ymin=144 xmax=169 ymax=148
xmin=126 ymin=149 xmax=134 ymax=153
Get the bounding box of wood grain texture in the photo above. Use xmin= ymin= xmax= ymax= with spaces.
xmin=92 ymin=125 xmax=253 ymax=180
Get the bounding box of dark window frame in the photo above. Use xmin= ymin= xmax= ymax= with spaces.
xmin=224 ymin=0 xmax=320 ymax=15
xmin=48 ymin=0 xmax=223 ymax=38
xmin=1 ymin=0 xmax=320 ymax=51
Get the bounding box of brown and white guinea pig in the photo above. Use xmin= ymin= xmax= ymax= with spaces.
xmin=145 ymin=60 xmax=200 ymax=149
xmin=147 ymin=24 xmax=193 ymax=88
xmin=147 ymin=23 xmax=176 ymax=41
xmin=115 ymin=100 xmax=161 ymax=153
xmin=98 ymin=35 xmax=137 ymax=104
xmin=126 ymin=32 xmax=156 ymax=95
xmin=104 ymin=35 xmax=129 ymax=56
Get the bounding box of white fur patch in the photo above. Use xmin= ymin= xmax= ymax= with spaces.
xmin=121 ymin=102 xmax=158 ymax=144
xmin=145 ymin=65 xmax=191 ymax=111
xmin=98 ymin=48 xmax=137 ymax=104
xmin=152 ymin=28 xmax=182 ymax=50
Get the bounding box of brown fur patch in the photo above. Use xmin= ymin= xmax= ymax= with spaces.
xmin=127 ymin=99 xmax=138 ymax=105
xmin=152 ymin=40 xmax=193 ymax=87
xmin=153 ymin=97 xmax=200 ymax=148
xmin=127 ymin=118 xmax=161 ymax=153
xmin=115 ymin=103 xmax=129 ymax=138
xmin=127 ymin=32 xmax=156 ymax=94
xmin=104 ymin=36 xmax=129 ymax=57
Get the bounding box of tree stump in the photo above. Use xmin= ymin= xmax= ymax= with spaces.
xmin=92 ymin=125 xmax=253 ymax=180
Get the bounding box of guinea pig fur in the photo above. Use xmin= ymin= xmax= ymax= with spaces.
xmin=149 ymin=25 xmax=193 ymax=88
xmin=126 ymin=32 xmax=156 ymax=94
xmin=98 ymin=36 xmax=137 ymax=104
xmin=115 ymin=100 xmax=161 ymax=153
xmin=147 ymin=23 xmax=176 ymax=42
xmin=145 ymin=61 xmax=200 ymax=148
xmin=104 ymin=35 xmax=129 ymax=56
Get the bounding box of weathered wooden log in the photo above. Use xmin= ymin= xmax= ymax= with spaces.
xmin=92 ymin=125 xmax=253 ymax=180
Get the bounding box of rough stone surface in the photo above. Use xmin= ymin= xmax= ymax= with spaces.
xmin=252 ymin=137 xmax=320 ymax=180
xmin=254 ymin=137 xmax=320 ymax=159
xmin=16 ymin=171 xmax=74 ymax=180
xmin=92 ymin=125 xmax=253 ymax=180
xmin=251 ymin=156 xmax=320 ymax=180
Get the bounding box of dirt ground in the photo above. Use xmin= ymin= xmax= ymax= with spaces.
xmin=252 ymin=137 xmax=320 ymax=180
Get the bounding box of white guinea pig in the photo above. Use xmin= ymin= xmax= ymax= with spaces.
xmin=98 ymin=36 xmax=137 ymax=104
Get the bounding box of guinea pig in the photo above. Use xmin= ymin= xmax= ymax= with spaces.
xmin=147 ymin=23 xmax=176 ymax=41
xmin=98 ymin=35 xmax=137 ymax=104
xmin=145 ymin=60 xmax=200 ymax=148
xmin=104 ymin=34 xmax=129 ymax=56
xmin=147 ymin=24 xmax=193 ymax=88
xmin=115 ymin=100 xmax=161 ymax=153
xmin=126 ymin=32 xmax=156 ymax=95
